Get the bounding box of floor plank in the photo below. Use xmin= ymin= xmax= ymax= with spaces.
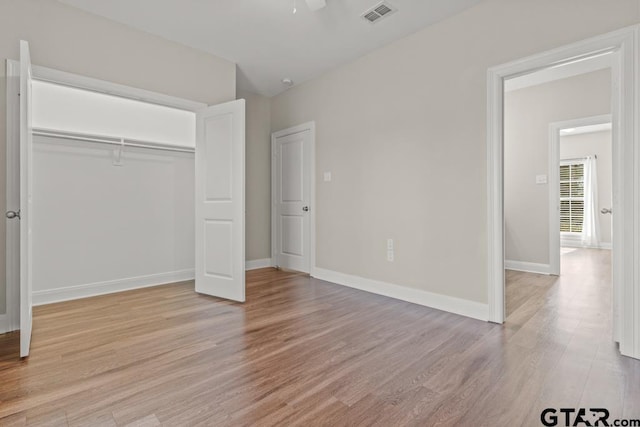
xmin=0 ymin=250 xmax=638 ymax=425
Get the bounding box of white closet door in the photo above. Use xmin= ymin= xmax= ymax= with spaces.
xmin=19 ymin=40 xmax=34 ymax=357
xmin=195 ymin=100 xmax=245 ymax=301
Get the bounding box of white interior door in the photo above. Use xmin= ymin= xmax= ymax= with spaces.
xmin=195 ymin=100 xmax=245 ymax=302
xmin=19 ymin=40 xmax=34 ymax=357
xmin=273 ymin=128 xmax=311 ymax=273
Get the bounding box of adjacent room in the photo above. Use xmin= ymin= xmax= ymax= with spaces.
xmin=503 ymin=55 xmax=614 ymax=320
xmin=1 ymin=0 xmax=640 ymax=425
xmin=502 ymin=57 xmax=623 ymax=397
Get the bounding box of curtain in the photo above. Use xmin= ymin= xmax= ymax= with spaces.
xmin=582 ymin=156 xmax=600 ymax=247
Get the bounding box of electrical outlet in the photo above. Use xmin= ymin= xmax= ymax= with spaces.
xmin=387 ymin=239 xmax=394 ymax=261
xmin=387 ymin=251 xmax=394 ymax=262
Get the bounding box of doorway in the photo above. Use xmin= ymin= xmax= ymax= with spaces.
xmin=550 ymin=116 xmax=614 ymax=263
xmin=271 ymin=122 xmax=315 ymax=274
xmin=486 ymin=27 xmax=639 ymax=359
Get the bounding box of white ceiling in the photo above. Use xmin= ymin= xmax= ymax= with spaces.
xmin=57 ymin=0 xmax=482 ymax=97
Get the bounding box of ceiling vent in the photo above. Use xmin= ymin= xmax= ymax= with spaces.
xmin=361 ymin=2 xmax=397 ymax=24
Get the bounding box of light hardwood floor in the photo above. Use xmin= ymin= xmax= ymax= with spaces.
xmin=0 ymin=249 xmax=638 ymax=426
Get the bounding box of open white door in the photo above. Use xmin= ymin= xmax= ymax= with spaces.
xmin=195 ymin=100 xmax=245 ymax=302
xmin=19 ymin=40 xmax=34 ymax=357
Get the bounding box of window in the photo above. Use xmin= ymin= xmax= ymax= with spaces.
xmin=560 ymin=162 xmax=585 ymax=233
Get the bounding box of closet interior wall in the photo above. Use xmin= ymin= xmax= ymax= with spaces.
xmin=29 ymin=78 xmax=198 ymax=305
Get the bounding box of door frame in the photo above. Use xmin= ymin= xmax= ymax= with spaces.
xmin=1 ymin=59 xmax=21 ymax=334
xmin=271 ymin=122 xmax=316 ymax=274
xmin=548 ymin=114 xmax=613 ymax=274
xmin=487 ymin=25 xmax=639 ymax=360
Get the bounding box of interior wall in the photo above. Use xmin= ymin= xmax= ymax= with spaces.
xmin=270 ymin=0 xmax=638 ymax=305
xmin=0 ymin=0 xmax=236 ymax=314
xmin=239 ymin=90 xmax=272 ymax=262
xmin=32 ymin=136 xmax=194 ymax=304
xmin=560 ymin=130 xmax=613 ymax=246
xmin=32 ymin=80 xmax=197 ymax=147
xmin=504 ymin=70 xmax=611 ymax=265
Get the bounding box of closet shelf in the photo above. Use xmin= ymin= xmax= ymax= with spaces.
xmin=32 ymin=127 xmax=195 ymax=154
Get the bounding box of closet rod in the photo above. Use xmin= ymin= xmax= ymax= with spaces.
xmin=32 ymin=128 xmax=195 ymax=154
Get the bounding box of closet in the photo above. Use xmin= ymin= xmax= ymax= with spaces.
xmin=7 ymin=40 xmax=246 ymax=357
xmin=32 ymin=77 xmax=197 ymax=303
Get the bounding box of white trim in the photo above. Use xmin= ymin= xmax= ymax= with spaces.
xmin=271 ymin=122 xmax=316 ymax=275
xmin=2 ymin=59 xmax=21 ymax=334
xmin=7 ymin=60 xmax=207 ymax=112
xmin=33 ymin=63 xmax=207 ymax=112
xmin=0 ymin=314 xmax=14 ymax=334
xmin=313 ymin=267 xmax=488 ymax=321
xmin=245 ymin=258 xmax=273 ymax=270
xmin=561 ymin=241 xmax=612 ymax=250
xmin=32 ymin=269 xmax=195 ymax=306
xmin=505 ymin=51 xmax=613 ymax=92
xmin=549 ymin=114 xmax=612 ymax=276
xmin=631 ymin=26 xmax=640 ymax=360
xmin=487 ymin=25 xmax=639 ymax=359
xmin=487 ymin=62 xmax=505 ymax=324
xmin=504 ymin=260 xmax=552 ymax=275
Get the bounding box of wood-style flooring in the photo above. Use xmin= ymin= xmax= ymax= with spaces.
xmin=0 ymin=248 xmax=639 ymax=426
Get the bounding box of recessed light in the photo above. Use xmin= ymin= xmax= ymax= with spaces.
xmin=281 ymin=78 xmax=294 ymax=87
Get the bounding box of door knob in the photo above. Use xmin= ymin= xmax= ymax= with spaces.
xmin=601 ymin=208 xmax=612 ymax=214
xmin=6 ymin=210 xmax=20 ymax=219
xmin=302 ymin=206 xmax=309 ymax=212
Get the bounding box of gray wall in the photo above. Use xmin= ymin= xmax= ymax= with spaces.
xmin=560 ymin=130 xmax=612 ymax=246
xmin=239 ymin=90 xmax=272 ymax=262
xmin=270 ymin=0 xmax=638 ymax=304
xmin=32 ymin=136 xmax=195 ymax=303
xmin=504 ymin=70 xmax=611 ymax=265
xmin=0 ymin=0 xmax=236 ymax=314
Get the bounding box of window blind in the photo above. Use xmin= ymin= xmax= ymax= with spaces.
xmin=559 ymin=163 xmax=585 ymax=233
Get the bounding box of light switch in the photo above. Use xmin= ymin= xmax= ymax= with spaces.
xmin=536 ymin=174 xmax=548 ymax=184
xmin=324 ymin=172 xmax=332 ymax=182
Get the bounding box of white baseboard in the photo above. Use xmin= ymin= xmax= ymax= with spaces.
xmin=245 ymin=258 xmax=273 ymax=270
xmin=30 ymin=259 xmax=273 ymax=307
xmin=32 ymin=269 xmax=195 ymax=306
xmin=504 ymin=260 xmax=551 ymax=274
xmin=312 ymin=267 xmax=488 ymax=321
xmin=0 ymin=313 xmax=18 ymax=334
xmin=561 ymin=240 xmax=612 ymax=250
